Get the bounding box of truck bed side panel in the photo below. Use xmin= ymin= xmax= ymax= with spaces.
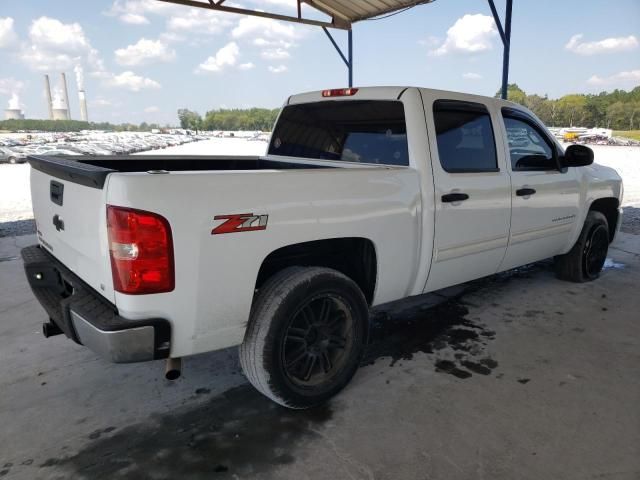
xmin=106 ymin=167 xmax=422 ymax=357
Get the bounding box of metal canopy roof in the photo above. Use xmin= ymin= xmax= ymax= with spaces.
xmin=157 ymin=0 xmax=434 ymax=30
xmin=305 ymin=0 xmax=433 ymax=25
xmin=156 ymin=0 xmax=513 ymax=99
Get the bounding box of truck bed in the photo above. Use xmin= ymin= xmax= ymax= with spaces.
xmin=28 ymin=155 xmax=332 ymax=189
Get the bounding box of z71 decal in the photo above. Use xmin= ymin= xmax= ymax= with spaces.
xmin=212 ymin=213 xmax=269 ymax=235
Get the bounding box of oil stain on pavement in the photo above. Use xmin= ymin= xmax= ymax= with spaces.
xmin=39 ymin=386 xmax=332 ymax=479
xmin=364 ymin=294 xmax=499 ymax=380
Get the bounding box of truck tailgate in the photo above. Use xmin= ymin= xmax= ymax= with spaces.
xmin=29 ymin=156 xmax=115 ymax=303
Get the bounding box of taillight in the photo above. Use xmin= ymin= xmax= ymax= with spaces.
xmin=322 ymin=88 xmax=359 ymax=97
xmin=107 ymin=205 xmax=174 ymax=295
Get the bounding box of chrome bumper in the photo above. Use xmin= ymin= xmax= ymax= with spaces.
xmin=22 ymin=244 xmax=171 ymax=364
xmin=71 ymin=311 xmax=157 ymax=363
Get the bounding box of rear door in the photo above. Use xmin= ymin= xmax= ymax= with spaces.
xmin=30 ymin=158 xmax=115 ymax=302
xmin=422 ymin=93 xmax=512 ymax=292
xmin=497 ymin=108 xmax=580 ymax=271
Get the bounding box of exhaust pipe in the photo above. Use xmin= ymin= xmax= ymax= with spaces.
xmin=165 ymin=357 xmax=182 ymax=380
xmin=42 ymin=321 xmax=63 ymax=338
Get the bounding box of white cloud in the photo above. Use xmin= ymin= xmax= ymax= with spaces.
xmin=115 ymin=38 xmax=175 ymax=66
xmin=0 ymin=17 xmax=18 ymax=48
xmin=463 ymin=72 xmax=483 ymax=80
xmin=144 ymin=105 xmax=160 ymax=113
xmin=29 ymin=16 xmax=90 ymax=52
xmin=566 ymin=34 xmax=638 ymax=55
xmin=430 ymin=14 xmax=497 ymax=56
xmin=90 ymin=97 xmax=114 ymax=107
xmin=253 ymin=37 xmax=293 ymax=48
xmin=166 ymin=9 xmax=231 ymax=35
xmin=587 ymin=69 xmax=640 ymax=88
xmin=268 ymin=65 xmax=288 ymax=74
xmin=120 ymin=13 xmax=149 ymax=25
xmin=0 ymin=77 xmax=25 ymax=95
xmin=196 ymin=42 xmax=240 ymax=73
xmin=232 ymin=16 xmax=298 ymax=42
xmin=261 ymin=48 xmax=290 ymax=60
xmin=104 ymin=71 xmax=161 ymax=91
xmin=106 ymin=0 xmax=230 ymax=36
xmin=19 ymin=17 xmax=105 ymax=73
xmin=238 ymin=62 xmax=255 ymax=70
xmin=105 ymin=0 xmax=177 ymax=24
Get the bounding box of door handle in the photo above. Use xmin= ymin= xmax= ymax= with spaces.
xmin=516 ymin=188 xmax=536 ymax=197
xmin=441 ymin=193 xmax=469 ymax=203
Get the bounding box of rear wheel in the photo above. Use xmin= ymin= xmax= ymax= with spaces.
xmin=554 ymin=211 xmax=609 ymax=282
xmin=239 ymin=266 xmax=368 ymax=409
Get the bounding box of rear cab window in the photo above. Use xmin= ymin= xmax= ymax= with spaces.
xmin=268 ymin=100 xmax=409 ymax=166
xmin=433 ymin=100 xmax=498 ymax=173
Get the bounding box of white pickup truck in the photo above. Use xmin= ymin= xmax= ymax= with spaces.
xmin=22 ymin=87 xmax=622 ymax=408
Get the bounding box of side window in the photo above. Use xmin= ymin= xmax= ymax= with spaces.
xmin=502 ymin=114 xmax=556 ymax=171
xmin=433 ymin=100 xmax=498 ymax=173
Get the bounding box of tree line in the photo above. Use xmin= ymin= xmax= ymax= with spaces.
xmin=499 ymin=84 xmax=640 ymax=130
xmin=178 ymin=107 xmax=279 ymax=132
xmin=180 ymin=85 xmax=640 ymax=132
xmin=0 ymin=119 xmax=164 ymax=132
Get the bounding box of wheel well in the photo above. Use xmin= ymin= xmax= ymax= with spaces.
xmin=255 ymin=238 xmax=377 ymax=305
xmin=589 ymin=197 xmax=619 ymax=242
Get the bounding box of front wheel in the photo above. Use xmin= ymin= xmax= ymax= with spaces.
xmin=8 ymin=157 xmax=17 ymax=164
xmin=554 ymin=211 xmax=609 ymax=282
xmin=239 ymin=266 xmax=368 ymax=409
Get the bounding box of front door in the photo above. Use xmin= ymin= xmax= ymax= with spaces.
xmin=422 ymin=95 xmax=512 ymax=292
xmin=497 ymin=107 xmax=581 ymax=271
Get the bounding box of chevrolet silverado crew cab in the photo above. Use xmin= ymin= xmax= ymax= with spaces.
xmin=22 ymin=87 xmax=623 ymax=409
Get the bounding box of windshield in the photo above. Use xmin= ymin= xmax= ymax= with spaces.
xmin=268 ymin=100 xmax=409 ymax=166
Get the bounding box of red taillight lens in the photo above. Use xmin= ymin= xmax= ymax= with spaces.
xmin=107 ymin=206 xmax=174 ymax=295
xmin=321 ymin=88 xmax=359 ymax=97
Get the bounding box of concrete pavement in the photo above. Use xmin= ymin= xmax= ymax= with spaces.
xmin=0 ymin=233 xmax=639 ymax=480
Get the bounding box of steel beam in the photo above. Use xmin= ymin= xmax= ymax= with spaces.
xmin=156 ymin=0 xmax=350 ymax=29
xmin=501 ymin=0 xmax=513 ymax=100
xmin=487 ymin=0 xmax=513 ymax=100
xmin=322 ymin=27 xmax=354 ymax=86
xmin=348 ymin=29 xmax=353 ymax=87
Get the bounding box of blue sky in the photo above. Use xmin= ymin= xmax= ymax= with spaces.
xmin=1 ymin=0 xmax=638 ymax=125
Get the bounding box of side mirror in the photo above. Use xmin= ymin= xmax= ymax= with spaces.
xmin=562 ymin=144 xmax=593 ymax=168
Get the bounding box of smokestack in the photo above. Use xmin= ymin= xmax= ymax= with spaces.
xmin=60 ymin=72 xmax=71 ymax=120
xmin=74 ymin=65 xmax=88 ymax=122
xmin=79 ymin=90 xmax=88 ymax=122
xmin=44 ymin=75 xmax=53 ymax=120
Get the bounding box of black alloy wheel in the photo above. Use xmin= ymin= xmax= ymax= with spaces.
xmin=583 ymin=223 xmax=609 ymax=279
xmin=282 ymin=294 xmax=354 ymax=387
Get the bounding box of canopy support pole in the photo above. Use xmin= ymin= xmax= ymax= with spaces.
xmin=322 ymin=27 xmax=354 ymax=87
xmin=488 ymin=0 xmax=513 ymax=100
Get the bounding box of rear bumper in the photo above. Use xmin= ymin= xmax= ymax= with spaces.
xmin=21 ymin=245 xmax=171 ymax=363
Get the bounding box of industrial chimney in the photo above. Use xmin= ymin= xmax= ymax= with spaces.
xmin=60 ymin=72 xmax=71 ymax=120
xmin=44 ymin=75 xmax=53 ymax=120
xmin=78 ymin=91 xmax=88 ymax=121
xmin=74 ymin=65 xmax=88 ymax=122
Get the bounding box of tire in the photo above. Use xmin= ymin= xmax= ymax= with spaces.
xmin=8 ymin=157 xmax=17 ymax=164
xmin=554 ymin=211 xmax=609 ymax=282
xmin=239 ymin=266 xmax=368 ymax=409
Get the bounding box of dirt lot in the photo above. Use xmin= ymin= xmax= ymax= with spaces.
xmin=1 ymin=230 xmax=639 ymax=480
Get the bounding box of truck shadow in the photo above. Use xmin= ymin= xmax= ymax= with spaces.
xmin=38 ymin=261 xmax=550 ymax=479
xmin=40 ymin=384 xmax=331 ymax=479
